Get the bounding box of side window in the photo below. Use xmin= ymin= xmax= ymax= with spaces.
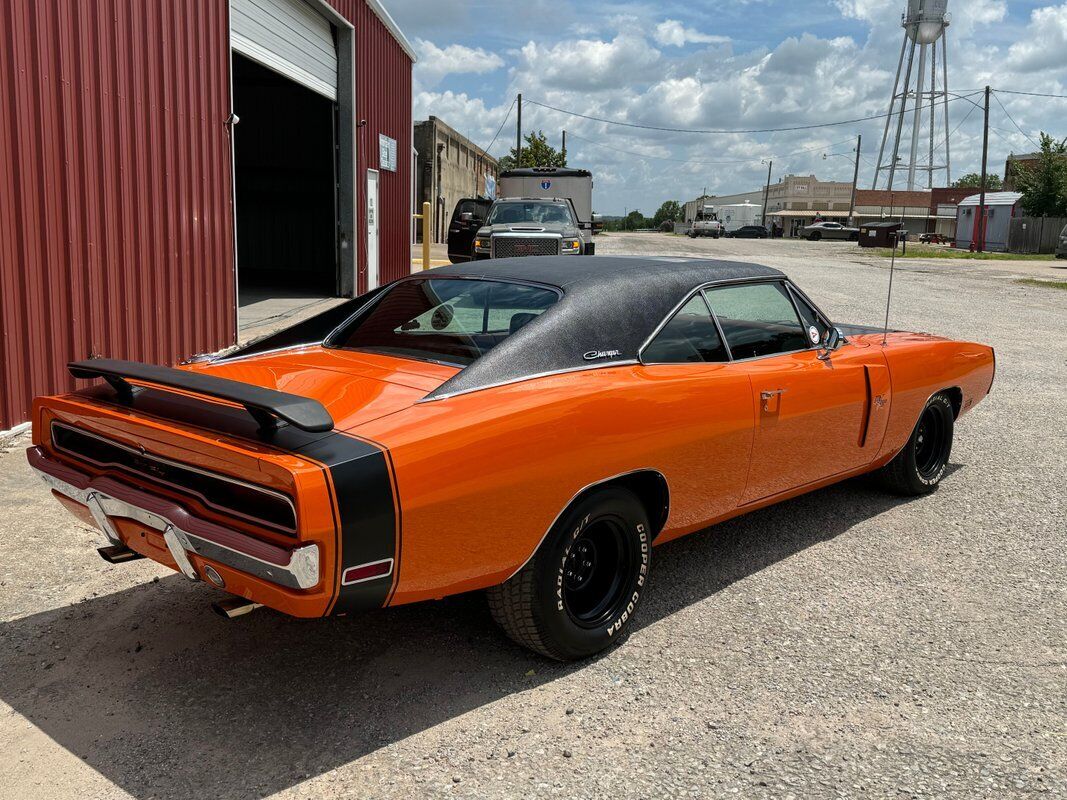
xmin=643 ymin=294 xmax=729 ymax=364
xmin=706 ymin=282 xmax=808 ymax=360
xmin=788 ymin=286 xmax=829 ymax=346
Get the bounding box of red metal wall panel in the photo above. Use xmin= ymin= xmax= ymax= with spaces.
xmin=0 ymin=0 xmax=235 ymax=430
xmin=328 ymin=0 xmax=413 ymax=293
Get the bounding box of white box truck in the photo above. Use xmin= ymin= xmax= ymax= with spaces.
xmin=717 ymin=202 xmax=763 ymax=233
xmin=498 ymin=167 xmax=595 ymax=253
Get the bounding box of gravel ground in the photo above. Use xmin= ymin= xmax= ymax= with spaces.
xmin=0 ymin=234 xmax=1064 ymax=799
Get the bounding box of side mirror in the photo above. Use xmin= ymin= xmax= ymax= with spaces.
xmin=817 ymin=327 xmax=843 ymax=361
xmin=459 ymin=212 xmax=474 ymax=223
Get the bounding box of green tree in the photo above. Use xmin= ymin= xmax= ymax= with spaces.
xmin=952 ymin=172 xmax=1002 ymax=190
xmin=1013 ymin=132 xmax=1067 ymax=217
xmin=652 ymin=200 xmax=684 ymax=227
xmin=497 ymin=130 xmax=567 ymax=170
xmin=622 ymin=210 xmax=649 ymax=230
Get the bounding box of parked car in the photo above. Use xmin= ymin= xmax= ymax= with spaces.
xmin=688 ymin=212 xmax=722 ymax=238
xmin=472 ymin=198 xmax=589 ymax=259
xmin=27 ymin=257 xmax=994 ymax=660
xmin=918 ymin=232 xmax=950 ymax=245
xmin=445 ymin=197 xmax=493 ymax=263
xmin=1057 ymin=223 xmax=1067 ymax=259
xmin=801 ymin=221 xmax=860 ymax=241
xmin=725 ymin=225 xmax=769 ymax=239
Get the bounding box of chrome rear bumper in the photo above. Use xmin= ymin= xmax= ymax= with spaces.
xmin=27 ymin=446 xmax=319 ymax=590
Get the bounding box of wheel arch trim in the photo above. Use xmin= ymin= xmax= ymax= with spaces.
xmin=504 ymin=468 xmax=670 ymax=583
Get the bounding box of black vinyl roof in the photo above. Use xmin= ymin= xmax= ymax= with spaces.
xmin=421 ymin=256 xmax=785 ymax=399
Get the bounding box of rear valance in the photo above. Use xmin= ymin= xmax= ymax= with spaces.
xmin=68 ymin=358 xmax=334 ymax=433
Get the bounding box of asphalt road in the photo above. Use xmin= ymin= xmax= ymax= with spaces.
xmin=1 ymin=234 xmax=1064 ymax=799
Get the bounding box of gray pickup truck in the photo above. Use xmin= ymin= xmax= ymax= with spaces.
xmin=472 ymin=198 xmax=590 ymax=260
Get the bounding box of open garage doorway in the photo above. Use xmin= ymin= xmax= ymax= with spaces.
xmin=232 ymin=52 xmax=339 ymax=334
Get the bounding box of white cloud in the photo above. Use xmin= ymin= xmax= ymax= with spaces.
xmin=653 ymin=20 xmax=730 ymax=47
xmin=515 ymin=34 xmax=662 ymax=92
xmin=1006 ymin=3 xmax=1067 ymax=74
xmin=414 ymin=39 xmax=504 ymax=88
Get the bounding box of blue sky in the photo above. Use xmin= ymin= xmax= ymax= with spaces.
xmin=388 ymin=0 xmax=1067 ymax=215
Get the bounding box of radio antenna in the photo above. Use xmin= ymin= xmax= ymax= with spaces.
xmin=882 ymin=194 xmax=907 ymax=346
xmin=882 ymin=233 xmax=896 ymax=346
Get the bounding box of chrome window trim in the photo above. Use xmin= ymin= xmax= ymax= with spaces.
xmin=211 ymin=342 xmax=321 ymax=365
xmin=51 ymin=422 xmax=297 ymax=531
xmin=419 ymin=360 xmax=640 ymax=403
xmin=639 ymin=276 xmax=821 ymax=365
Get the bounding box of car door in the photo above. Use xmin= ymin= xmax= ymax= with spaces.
xmin=637 ymin=293 xmax=754 ymax=528
xmin=446 ymin=198 xmax=492 ymax=263
xmin=703 ymin=280 xmax=886 ymax=504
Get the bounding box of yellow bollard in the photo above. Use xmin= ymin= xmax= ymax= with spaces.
xmin=422 ymin=201 xmax=431 ymax=270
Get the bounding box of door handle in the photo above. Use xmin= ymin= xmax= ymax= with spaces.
xmin=760 ymin=389 xmax=788 ymax=400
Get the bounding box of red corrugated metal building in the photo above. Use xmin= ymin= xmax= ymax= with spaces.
xmin=0 ymin=0 xmax=414 ymax=430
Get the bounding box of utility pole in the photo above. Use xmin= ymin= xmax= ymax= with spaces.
xmin=976 ymin=85 xmax=990 ymax=253
xmin=849 ymin=134 xmax=862 ymax=226
xmin=516 ymin=93 xmax=522 ymax=166
xmin=561 ymin=130 xmax=566 ymax=164
xmin=761 ymin=161 xmax=773 ymax=228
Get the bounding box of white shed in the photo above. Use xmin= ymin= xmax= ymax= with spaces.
xmin=955 ymin=192 xmax=1023 ymax=252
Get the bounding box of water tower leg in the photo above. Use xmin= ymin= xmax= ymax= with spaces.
xmin=941 ymin=33 xmax=951 ymax=186
xmin=888 ymin=36 xmax=918 ymax=192
xmin=907 ymin=42 xmax=927 ymax=191
xmin=874 ymin=35 xmax=908 ymax=189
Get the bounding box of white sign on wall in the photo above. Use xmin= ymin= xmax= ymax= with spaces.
xmin=379 ymin=134 xmax=397 ymax=172
xmin=485 ymin=174 xmax=496 ymax=200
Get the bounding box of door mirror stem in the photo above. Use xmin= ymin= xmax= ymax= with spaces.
xmin=817 ymin=327 xmax=843 ymax=362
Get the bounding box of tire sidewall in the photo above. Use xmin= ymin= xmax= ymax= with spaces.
xmin=905 ymin=393 xmax=955 ymax=491
xmin=534 ymin=488 xmax=651 ymax=659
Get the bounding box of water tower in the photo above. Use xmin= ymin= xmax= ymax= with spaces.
xmin=872 ymin=0 xmax=952 ymax=191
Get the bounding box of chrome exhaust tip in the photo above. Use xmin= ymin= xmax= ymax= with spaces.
xmin=97 ymin=545 xmax=145 ymax=564
xmin=212 ymin=597 xmax=263 ymax=619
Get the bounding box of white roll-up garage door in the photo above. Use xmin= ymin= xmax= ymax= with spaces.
xmin=231 ymin=0 xmax=337 ymax=100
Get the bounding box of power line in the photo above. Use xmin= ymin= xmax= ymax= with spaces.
xmin=480 ymin=97 xmax=516 ymax=156
xmin=524 ymin=91 xmax=982 ymax=135
xmin=992 ymin=88 xmax=1067 ymax=100
xmin=992 ymin=91 xmax=1042 ymax=149
xmin=564 ymin=131 xmax=855 ymax=167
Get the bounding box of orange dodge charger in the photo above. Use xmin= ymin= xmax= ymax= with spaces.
xmin=27 ymin=257 xmax=994 ymax=660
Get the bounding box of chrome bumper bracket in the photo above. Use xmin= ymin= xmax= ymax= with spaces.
xmin=29 ymin=450 xmax=319 ymax=591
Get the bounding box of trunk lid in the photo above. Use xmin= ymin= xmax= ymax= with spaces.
xmin=186 ymin=346 xmax=459 ymax=432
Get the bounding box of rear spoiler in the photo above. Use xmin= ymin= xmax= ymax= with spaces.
xmin=68 ymin=358 xmax=334 ymax=433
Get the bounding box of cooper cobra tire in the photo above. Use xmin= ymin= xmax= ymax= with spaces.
xmin=809 ymin=231 xmax=821 ymax=241
xmin=487 ymin=487 xmax=652 ymax=661
xmin=876 ymin=392 xmax=954 ymax=496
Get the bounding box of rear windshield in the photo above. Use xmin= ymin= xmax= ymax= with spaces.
xmin=329 ymin=278 xmax=559 ymax=366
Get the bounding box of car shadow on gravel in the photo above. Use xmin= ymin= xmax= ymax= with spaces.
xmin=0 ymin=477 xmax=924 ymax=799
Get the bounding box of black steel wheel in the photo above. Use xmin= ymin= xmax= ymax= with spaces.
xmin=875 ymin=392 xmax=955 ymax=495
xmin=487 ymin=486 xmax=651 ymax=660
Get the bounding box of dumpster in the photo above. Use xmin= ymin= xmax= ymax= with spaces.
xmin=858 ymin=221 xmax=902 ymax=248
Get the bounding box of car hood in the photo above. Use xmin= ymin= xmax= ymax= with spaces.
xmin=185 ymin=346 xmax=460 ymax=432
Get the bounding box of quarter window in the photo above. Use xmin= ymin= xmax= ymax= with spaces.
xmin=643 ymin=295 xmax=729 ymax=364
xmin=789 ymin=287 xmax=829 ymax=345
xmin=705 ymin=282 xmax=808 ymax=360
